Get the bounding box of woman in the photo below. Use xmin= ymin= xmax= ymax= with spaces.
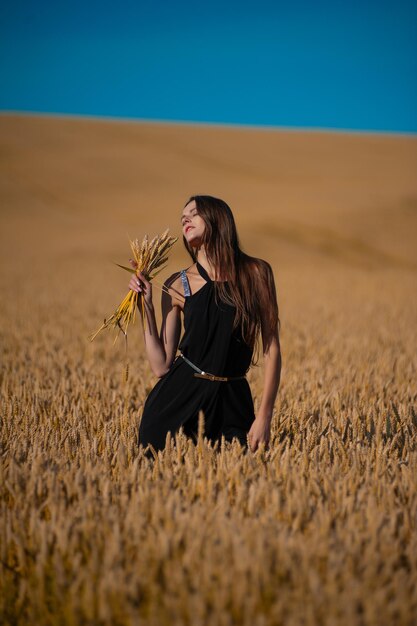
xmin=129 ymin=195 xmax=281 ymax=456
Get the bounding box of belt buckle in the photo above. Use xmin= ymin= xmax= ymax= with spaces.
xmin=193 ymin=372 xmax=217 ymax=381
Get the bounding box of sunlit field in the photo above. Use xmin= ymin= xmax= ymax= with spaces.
xmin=1 ymin=114 xmax=417 ymax=625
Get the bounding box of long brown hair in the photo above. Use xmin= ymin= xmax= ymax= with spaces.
xmin=182 ymin=195 xmax=280 ymax=362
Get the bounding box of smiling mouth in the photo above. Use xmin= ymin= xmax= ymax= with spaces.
xmin=185 ymin=226 xmax=194 ymax=234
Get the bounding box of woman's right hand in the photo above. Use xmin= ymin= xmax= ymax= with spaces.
xmin=128 ymin=259 xmax=153 ymax=307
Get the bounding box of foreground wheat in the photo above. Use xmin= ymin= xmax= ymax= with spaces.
xmin=90 ymin=229 xmax=177 ymax=342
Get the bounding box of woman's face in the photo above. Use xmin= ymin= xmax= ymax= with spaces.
xmin=181 ymin=200 xmax=206 ymax=248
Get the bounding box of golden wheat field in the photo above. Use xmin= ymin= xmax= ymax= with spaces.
xmin=1 ymin=114 xmax=417 ymax=626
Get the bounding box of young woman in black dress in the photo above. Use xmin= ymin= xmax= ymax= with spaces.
xmin=128 ymin=195 xmax=281 ymax=455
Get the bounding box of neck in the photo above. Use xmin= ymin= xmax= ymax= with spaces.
xmin=196 ymin=249 xmax=226 ymax=282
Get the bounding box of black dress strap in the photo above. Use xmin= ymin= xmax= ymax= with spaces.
xmin=196 ymin=261 xmax=212 ymax=282
xmin=196 ymin=261 xmax=228 ymax=284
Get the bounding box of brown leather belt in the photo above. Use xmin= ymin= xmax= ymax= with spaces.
xmin=177 ymin=352 xmax=246 ymax=382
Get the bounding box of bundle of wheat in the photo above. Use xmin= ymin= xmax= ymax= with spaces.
xmin=90 ymin=229 xmax=178 ymax=343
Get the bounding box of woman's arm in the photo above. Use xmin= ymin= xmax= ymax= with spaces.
xmin=248 ymin=262 xmax=282 ymax=451
xmin=248 ymin=325 xmax=281 ymax=452
xmin=129 ymin=267 xmax=183 ymax=378
xmin=257 ymin=332 xmax=281 ymax=424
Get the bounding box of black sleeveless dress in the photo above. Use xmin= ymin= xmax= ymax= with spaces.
xmin=138 ymin=261 xmax=256 ymax=454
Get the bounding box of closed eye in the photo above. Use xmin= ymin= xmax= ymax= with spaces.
xmin=181 ymin=210 xmax=198 ymax=224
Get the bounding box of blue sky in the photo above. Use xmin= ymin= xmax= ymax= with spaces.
xmin=1 ymin=0 xmax=416 ymax=133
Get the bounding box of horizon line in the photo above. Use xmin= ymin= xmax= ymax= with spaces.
xmin=1 ymin=109 xmax=416 ymax=139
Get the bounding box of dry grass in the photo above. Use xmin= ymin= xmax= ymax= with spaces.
xmin=1 ymin=114 xmax=417 ymax=625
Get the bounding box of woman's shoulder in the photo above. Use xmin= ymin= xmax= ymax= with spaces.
xmin=163 ymin=270 xmax=186 ymax=293
xmin=242 ymin=254 xmax=274 ymax=278
xmin=163 ymin=264 xmax=195 ymax=286
xmin=162 ymin=265 xmax=196 ymax=305
xmin=242 ymin=254 xmax=279 ymax=326
xmin=241 ymin=255 xmax=277 ymax=302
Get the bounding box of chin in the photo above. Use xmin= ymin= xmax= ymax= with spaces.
xmin=186 ymin=234 xmax=202 ymax=248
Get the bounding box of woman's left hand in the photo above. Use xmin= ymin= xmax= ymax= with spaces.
xmin=247 ymin=415 xmax=272 ymax=452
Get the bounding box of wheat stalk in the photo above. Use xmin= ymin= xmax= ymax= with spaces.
xmin=90 ymin=228 xmax=178 ymax=343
